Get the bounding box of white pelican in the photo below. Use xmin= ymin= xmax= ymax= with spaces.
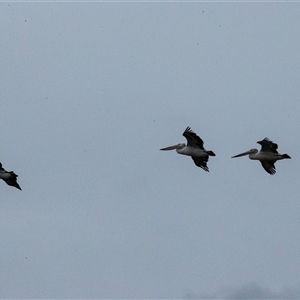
xmin=232 ymin=137 xmax=291 ymax=175
xmin=0 ymin=162 xmax=21 ymax=190
xmin=160 ymin=126 xmax=216 ymax=171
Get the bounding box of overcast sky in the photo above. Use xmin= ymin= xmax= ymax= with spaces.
xmin=1 ymin=2 xmax=300 ymax=299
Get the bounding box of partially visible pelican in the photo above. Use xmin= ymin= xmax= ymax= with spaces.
xmin=160 ymin=126 xmax=216 ymax=171
xmin=0 ymin=162 xmax=21 ymax=190
xmin=232 ymin=137 xmax=291 ymax=175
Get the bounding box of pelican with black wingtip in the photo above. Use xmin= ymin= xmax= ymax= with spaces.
xmin=231 ymin=137 xmax=291 ymax=175
xmin=160 ymin=126 xmax=216 ymax=172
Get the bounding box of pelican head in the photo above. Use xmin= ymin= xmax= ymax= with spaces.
xmin=231 ymin=148 xmax=258 ymax=158
xmin=160 ymin=143 xmax=185 ymax=151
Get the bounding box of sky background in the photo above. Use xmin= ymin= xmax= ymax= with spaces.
xmin=1 ymin=2 xmax=300 ymax=299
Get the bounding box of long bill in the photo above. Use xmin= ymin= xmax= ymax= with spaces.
xmin=231 ymin=150 xmax=252 ymax=158
xmin=160 ymin=144 xmax=180 ymax=151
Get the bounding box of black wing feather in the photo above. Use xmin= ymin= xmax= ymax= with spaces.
xmin=260 ymin=161 xmax=276 ymax=175
xmin=191 ymin=156 xmax=209 ymax=172
xmin=183 ymin=127 xmax=205 ymax=149
xmin=257 ymin=137 xmax=278 ymax=153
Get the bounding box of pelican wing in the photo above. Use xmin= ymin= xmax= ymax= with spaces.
xmin=191 ymin=156 xmax=209 ymax=172
xmin=257 ymin=138 xmax=278 ymax=153
xmin=0 ymin=163 xmax=21 ymax=190
xmin=183 ymin=127 xmax=205 ymax=149
xmin=260 ymin=160 xmax=276 ymax=175
xmin=3 ymin=171 xmax=21 ymax=190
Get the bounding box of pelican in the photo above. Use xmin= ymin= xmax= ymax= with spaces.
xmin=0 ymin=162 xmax=21 ymax=190
xmin=160 ymin=126 xmax=216 ymax=171
xmin=232 ymin=137 xmax=291 ymax=175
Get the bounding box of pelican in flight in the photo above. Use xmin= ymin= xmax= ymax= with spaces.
xmin=160 ymin=126 xmax=216 ymax=171
xmin=232 ymin=137 xmax=291 ymax=175
xmin=0 ymin=162 xmax=21 ymax=190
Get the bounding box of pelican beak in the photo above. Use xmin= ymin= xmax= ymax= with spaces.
xmin=160 ymin=144 xmax=179 ymax=151
xmin=231 ymin=150 xmax=252 ymax=158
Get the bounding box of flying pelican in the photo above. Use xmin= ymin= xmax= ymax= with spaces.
xmin=231 ymin=137 xmax=291 ymax=175
xmin=160 ymin=126 xmax=216 ymax=171
xmin=0 ymin=162 xmax=21 ymax=190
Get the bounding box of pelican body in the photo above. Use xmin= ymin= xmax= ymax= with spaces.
xmin=0 ymin=162 xmax=21 ymax=190
xmin=232 ymin=137 xmax=291 ymax=175
xmin=160 ymin=126 xmax=215 ymax=171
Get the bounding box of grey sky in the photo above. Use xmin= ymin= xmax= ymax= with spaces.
xmin=1 ymin=2 xmax=300 ymax=299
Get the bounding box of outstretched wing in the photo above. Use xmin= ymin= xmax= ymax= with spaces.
xmin=257 ymin=138 xmax=278 ymax=154
xmin=183 ymin=127 xmax=205 ymax=149
xmin=260 ymin=161 xmax=276 ymax=175
xmin=3 ymin=172 xmax=21 ymax=190
xmin=191 ymin=156 xmax=209 ymax=172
